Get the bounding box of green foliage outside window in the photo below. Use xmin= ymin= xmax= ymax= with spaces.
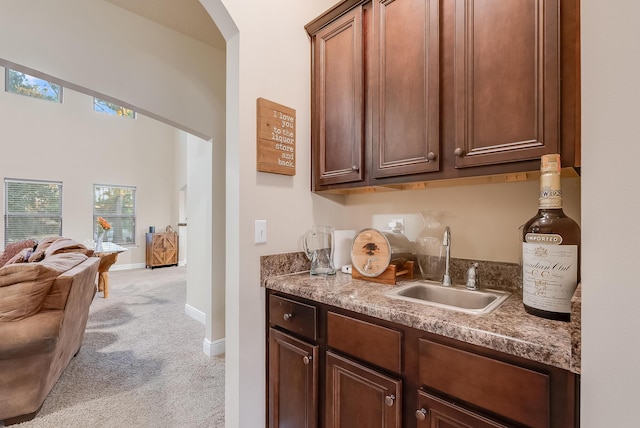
xmin=6 ymin=69 xmax=61 ymax=102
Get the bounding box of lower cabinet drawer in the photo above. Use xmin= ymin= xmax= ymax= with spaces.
xmin=269 ymin=294 xmax=317 ymax=340
xmin=327 ymin=312 xmax=402 ymax=373
xmin=418 ymin=339 xmax=550 ymax=428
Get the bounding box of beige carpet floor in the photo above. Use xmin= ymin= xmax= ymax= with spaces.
xmin=15 ymin=265 xmax=225 ymax=427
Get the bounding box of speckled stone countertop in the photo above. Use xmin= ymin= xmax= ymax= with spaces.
xmin=265 ymin=271 xmax=579 ymax=374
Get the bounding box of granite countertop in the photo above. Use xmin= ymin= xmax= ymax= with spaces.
xmin=265 ymin=271 xmax=579 ymax=374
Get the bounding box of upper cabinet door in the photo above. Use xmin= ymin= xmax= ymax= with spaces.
xmin=312 ymin=6 xmax=365 ymax=188
xmin=372 ymin=0 xmax=440 ymax=179
xmin=453 ymin=0 xmax=560 ymax=168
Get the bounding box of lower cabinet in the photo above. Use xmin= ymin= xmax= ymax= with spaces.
xmin=268 ymin=328 xmax=318 ymax=428
xmin=326 ymin=351 xmax=401 ymax=428
xmin=266 ymin=290 xmax=579 ymax=428
xmin=416 ymin=390 xmax=508 ymax=428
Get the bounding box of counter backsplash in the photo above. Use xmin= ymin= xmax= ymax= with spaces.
xmin=261 ymin=251 xmax=522 ymax=292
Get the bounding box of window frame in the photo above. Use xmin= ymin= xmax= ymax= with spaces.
xmin=93 ymin=184 xmax=137 ymax=246
xmin=4 ymin=178 xmax=63 ymax=248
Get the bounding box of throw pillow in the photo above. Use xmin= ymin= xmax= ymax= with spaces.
xmin=4 ymin=248 xmax=32 ymax=265
xmin=0 ymin=239 xmax=38 ymax=268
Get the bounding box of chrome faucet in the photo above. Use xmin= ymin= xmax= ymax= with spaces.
xmin=442 ymin=226 xmax=452 ymax=287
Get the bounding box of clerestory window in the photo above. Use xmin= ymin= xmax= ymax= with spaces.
xmin=93 ymin=98 xmax=135 ymax=118
xmin=5 ymin=68 xmax=62 ymax=103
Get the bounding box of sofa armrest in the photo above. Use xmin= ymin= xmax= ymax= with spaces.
xmin=0 ymin=311 xmax=64 ymax=360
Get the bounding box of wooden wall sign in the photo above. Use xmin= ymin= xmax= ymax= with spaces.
xmin=257 ymin=97 xmax=296 ymax=175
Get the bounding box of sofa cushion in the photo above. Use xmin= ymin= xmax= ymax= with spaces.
xmin=0 ymin=253 xmax=86 ymax=322
xmin=0 ymin=239 xmax=38 ymax=268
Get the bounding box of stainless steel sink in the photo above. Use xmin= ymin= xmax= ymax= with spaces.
xmin=385 ymin=281 xmax=510 ymax=315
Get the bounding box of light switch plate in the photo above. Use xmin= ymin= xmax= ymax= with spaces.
xmin=255 ymin=220 xmax=267 ymax=244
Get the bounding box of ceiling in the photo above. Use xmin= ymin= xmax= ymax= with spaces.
xmin=104 ymin=0 xmax=225 ymax=50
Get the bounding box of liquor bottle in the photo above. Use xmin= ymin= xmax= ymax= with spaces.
xmin=522 ymin=154 xmax=580 ymax=321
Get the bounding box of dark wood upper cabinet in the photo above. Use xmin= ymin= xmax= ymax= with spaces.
xmin=371 ymin=0 xmax=440 ymax=178
xmin=307 ymin=0 xmax=579 ymax=192
xmin=311 ymin=6 xmax=365 ymax=187
xmin=452 ymin=0 xmax=560 ymax=168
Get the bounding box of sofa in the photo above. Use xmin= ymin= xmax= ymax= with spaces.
xmin=0 ymin=237 xmax=100 ymax=425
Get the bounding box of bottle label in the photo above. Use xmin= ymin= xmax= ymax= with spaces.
xmin=522 ymin=234 xmax=578 ymax=313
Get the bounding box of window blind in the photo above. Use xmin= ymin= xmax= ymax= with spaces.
xmin=4 ymin=178 xmax=63 ymax=247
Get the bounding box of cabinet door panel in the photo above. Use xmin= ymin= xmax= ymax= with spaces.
xmin=453 ymin=0 xmax=559 ymax=167
xmin=416 ymin=390 xmax=509 ymax=428
xmin=326 ymin=351 xmax=401 ymax=428
xmin=269 ymin=328 xmax=318 ymax=428
xmin=372 ymin=0 xmax=440 ymax=178
xmin=313 ymin=7 xmax=364 ymax=187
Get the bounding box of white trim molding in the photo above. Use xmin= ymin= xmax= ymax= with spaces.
xmin=203 ymin=337 xmax=225 ymax=356
xmin=184 ymin=303 xmax=206 ymax=325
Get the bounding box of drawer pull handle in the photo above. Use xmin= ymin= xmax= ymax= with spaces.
xmin=283 ymin=313 xmax=293 ymax=321
xmin=302 ymin=355 xmax=312 ymax=365
xmin=454 ymin=147 xmax=464 ymax=156
xmin=384 ymin=394 xmax=395 ymax=407
xmin=415 ymin=408 xmax=427 ymax=421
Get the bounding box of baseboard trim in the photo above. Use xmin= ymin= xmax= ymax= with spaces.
xmin=184 ymin=303 xmax=206 ymax=325
xmin=203 ymin=338 xmax=225 ymax=356
xmin=111 ymin=263 xmax=146 ymax=271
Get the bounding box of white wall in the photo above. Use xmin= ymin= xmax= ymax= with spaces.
xmin=581 ymin=0 xmax=640 ymax=425
xmin=0 ymin=76 xmax=178 ymax=266
xmin=0 ymin=0 xmax=221 ymax=140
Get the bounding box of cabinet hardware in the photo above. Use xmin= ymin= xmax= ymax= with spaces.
xmin=351 ymin=165 xmax=359 ymax=172
xmin=454 ymin=147 xmax=463 ymax=156
xmin=384 ymin=394 xmax=395 ymax=406
xmin=427 ymin=152 xmax=436 ymax=161
xmin=283 ymin=313 xmax=293 ymax=321
xmin=415 ymin=408 xmax=427 ymax=421
xmin=303 ymin=355 xmax=312 ymax=365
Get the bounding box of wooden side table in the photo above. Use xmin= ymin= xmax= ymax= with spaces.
xmin=95 ymin=252 xmax=120 ymax=298
xmin=93 ymin=242 xmax=127 ymax=298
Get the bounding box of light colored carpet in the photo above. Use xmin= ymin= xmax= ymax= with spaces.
xmin=16 ymin=266 xmax=225 ymax=427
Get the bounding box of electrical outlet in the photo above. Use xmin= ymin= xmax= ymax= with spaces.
xmin=255 ymin=220 xmax=267 ymax=244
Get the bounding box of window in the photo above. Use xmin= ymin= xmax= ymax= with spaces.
xmin=4 ymin=179 xmax=63 ymax=247
xmin=93 ymin=98 xmax=135 ymax=118
xmin=5 ymin=68 xmax=62 ymax=103
xmin=94 ymin=185 xmax=136 ymax=245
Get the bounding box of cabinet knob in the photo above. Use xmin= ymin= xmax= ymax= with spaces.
xmin=302 ymin=355 xmax=312 ymax=365
xmin=454 ymin=147 xmax=464 ymax=156
xmin=384 ymin=394 xmax=395 ymax=407
xmin=283 ymin=313 xmax=293 ymax=321
xmin=427 ymin=152 xmax=436 ymax=161
xmin=351 ymin=165 xmax=359 ymax=172
xmin=415 ymin=408 xmax=427 ymax=421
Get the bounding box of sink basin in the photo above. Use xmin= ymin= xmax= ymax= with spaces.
xmin=385 ymin=281 xmax=510 ymax=315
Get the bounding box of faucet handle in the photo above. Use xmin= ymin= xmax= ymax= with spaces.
xmin=466 ymin=263 xmax=480 ymax=290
